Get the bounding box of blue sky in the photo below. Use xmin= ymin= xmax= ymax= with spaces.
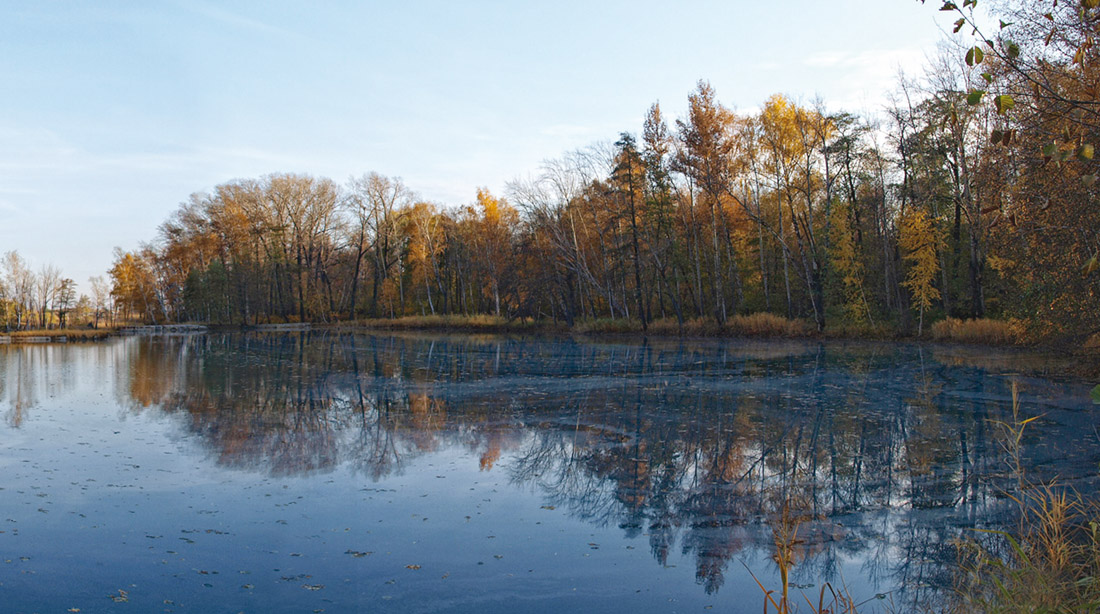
xmin=1 ymin=1 xmax=956 ymax=292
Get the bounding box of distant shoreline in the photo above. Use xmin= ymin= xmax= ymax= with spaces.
xmin=5 ymin=317 xmax=1098 ymax=378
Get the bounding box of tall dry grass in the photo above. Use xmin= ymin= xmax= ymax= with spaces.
xmin=952 ymin=383 xmax=1100 ymax=612
xmin=930 ymin=318 xmax=1022 ymax=345
xmin=725 ymin=313 xmax=811 ymax=337
xmin=604 ymin=314 xmax=810 ymax=338
xmin=349 ymin=314 xmax=559 ymax=333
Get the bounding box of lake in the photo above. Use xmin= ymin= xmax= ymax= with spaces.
xmin=1 ymin=332 xmax=1096 ymax=613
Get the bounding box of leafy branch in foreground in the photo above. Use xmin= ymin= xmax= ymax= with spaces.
xmin=928 ymin=0 xmax=1100 ymax=183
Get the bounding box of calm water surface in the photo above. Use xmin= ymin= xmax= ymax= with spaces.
xmin=1 ymin=333 xmax=1096 ymax=613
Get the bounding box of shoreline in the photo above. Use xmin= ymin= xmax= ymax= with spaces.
xmin=3 ymin=316 xmax=1096 ymax=354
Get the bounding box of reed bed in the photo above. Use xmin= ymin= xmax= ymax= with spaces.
xmin=952 ymin=383 xmax=1100 ymax=613
xmin=929 ymin=318 xmax=1021 ymax=345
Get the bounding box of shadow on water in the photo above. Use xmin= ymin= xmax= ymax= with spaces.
xmin=2 ymin=332 xmax=1097 ymax=609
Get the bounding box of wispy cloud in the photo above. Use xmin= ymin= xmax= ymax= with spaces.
xmin=801 ymin=48 xmax=930 ymax=111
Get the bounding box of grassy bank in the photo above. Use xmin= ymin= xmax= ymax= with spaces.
xmin=337 ymin=313 xmax=1032 ymax=345
xmin=337 ymin=314 xmax=569 ymax=334
xmin=4 ymin=314 xmax=1082 ymax=355
xmin=337 ymin=313 xmax=817 ymax=338
xmin=2 ymin=327 xmax=117 ymax=343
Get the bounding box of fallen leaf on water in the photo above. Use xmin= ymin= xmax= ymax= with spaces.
xmin=405 ymin=564 xmax=421 ymax=570
xmin=302 ymin=584 xmax=324 ymax=591
xmin=345 ymin=550 xmax=372 ymax=558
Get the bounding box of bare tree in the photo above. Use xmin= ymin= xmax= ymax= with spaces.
xmin=344 ymin=173 xmax=411 ymax=317
xmin=2 ymin=252 xmax=35 ymax=330
xmin=35 ymin=264 xmax=61 ymax=329
xmin=89 ymin=275 xmax=110 ymax=329
xmin=54 ymin=278 xmax=76 ymax=328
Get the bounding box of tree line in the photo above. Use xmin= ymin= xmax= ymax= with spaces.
xmin=8 ymin=1 xmax=1097 ymax=340
xmin=0 ymin=250 xmax=114 ymax=331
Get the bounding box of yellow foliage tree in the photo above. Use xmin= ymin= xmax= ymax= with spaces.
xmin=828 ymin=200 xmax=872 ymax=325
xmin=898 ymin=208 xmax=941 ymax=334
xmin=401 ymin=201 xmax=447 ymax=315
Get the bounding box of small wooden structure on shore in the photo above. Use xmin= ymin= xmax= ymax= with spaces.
xmin=118 ymin=324 xmax=208 ymax=335
xmin=0 ymin=335 xmax=65 ymax=344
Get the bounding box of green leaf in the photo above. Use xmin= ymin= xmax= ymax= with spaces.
xmin=991 ymin=129 xmax=1004 ymax=144
xmin=1042 ymin=142 xmax=1059 ymax=157
xmin=966 ymin=46 xmax=985 ymax=66
xmin=940 ymin=1 xmax=958 ymax=9
xmin=981 ymin=72 xmax=994 ymax=83
xmin=1079 ymin=143 xmax=1095 ymax=160
xmin=1091 ymin=384 xmax=1100 ymax=404
xmin=999 ymin=20 xmax=1013 ymax=29
xmin=967 ymin=90 xmax=986 ymax=105
xmin=954 ymin=17 xmax=966 ymax=33
xmin=994 ymin=94 xmax=1015 ymax=114
xmin=1086 ymin=0 xmax=1100 ymax=9
xmin=1007 ymin=41 xmax=1021 ymax=59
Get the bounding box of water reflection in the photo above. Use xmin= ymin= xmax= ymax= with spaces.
xmin=2 ymin=333 xmax=1096 ymax=607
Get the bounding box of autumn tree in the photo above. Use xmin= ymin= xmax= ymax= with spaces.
xmin=674 ymin=80 xmax=742 ymax=323
xmin=109 ymin=248 xmax=161 ymax=323
xmin=610 ymin=132 xmax=649 ymax=329
xmin=642 ymin=102 xmax=686 ymax=325
xmin=899 ymin=208 xmax=942 ymax=334
xmin=401 ymin=201 xmax=447 ymax=315
xmin=464 ymin=188 xmax=518 ymax=316
xmin=829 ymin=200 xmax=872 ymax=324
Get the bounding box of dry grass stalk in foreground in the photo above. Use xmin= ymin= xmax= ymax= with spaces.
xmin=747 ymin=503 xmax=864 ymax=613
xmin=952 ymin=382 xmax=1100 ymax=612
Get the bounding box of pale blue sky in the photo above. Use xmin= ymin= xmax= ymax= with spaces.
xmin=1 ymin=1 xmax=956 ymax=292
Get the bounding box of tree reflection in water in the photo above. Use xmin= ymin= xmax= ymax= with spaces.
xmin=103 ymin=332 xmax=1099 ymax=606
